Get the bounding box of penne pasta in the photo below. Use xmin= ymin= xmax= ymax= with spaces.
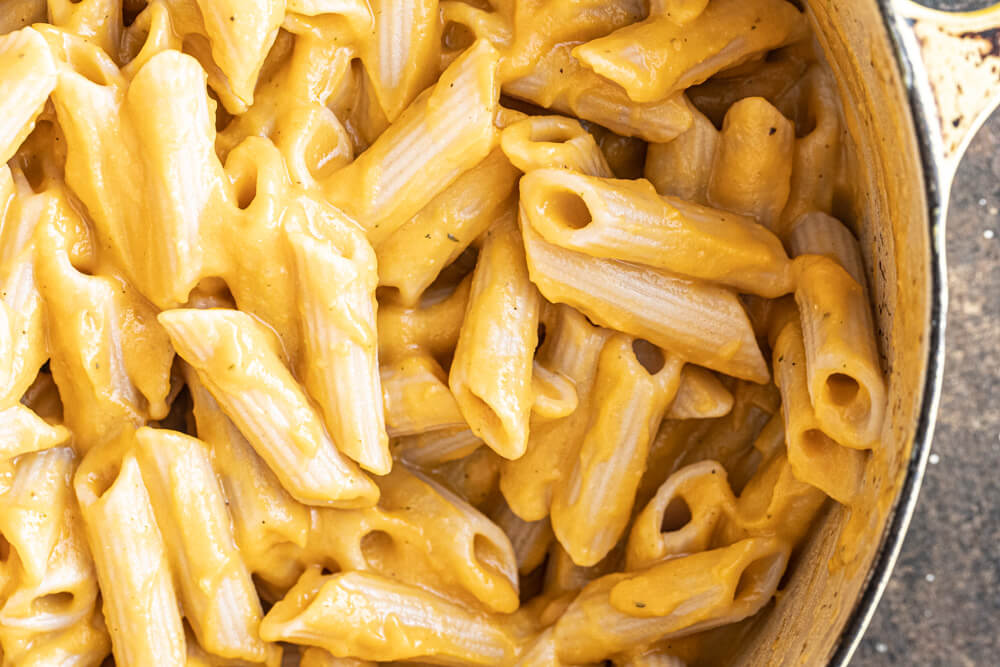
xmin=0 ymin=605 xmax=110 ymax=667
xmin=519 ymin=168 xmax=793 ymax=297
xmin=449 ymin=212 xmax=540 ymax=460
xmin=158 ymin=308 xmax=379 ymax=508
xmin=392 ymin=426 xmax=483 ymax=468
xmin=666 ymin=366 xmax=734 ymax=420
xmin=0 ymin=404 xmax=70 ymax=490
xmin=644 ymin=106 xmax=719 ymax=203
xmin=377 ymin=275 xmax=471 ymax=364
xmin=381 ymin=353 xmax=466 ymax=437
xmin=427 ymin=446 xmax=502 ymax=510
xmin=0 ymin=28 xmax=56 ymax=164
xmin=500 ymin=115 xmax=613 ymax=178
xmin=551 ymin=335 xmax=683 ymax=566
xmin=260 ymin=568 xmax=516 ymax=664
xmin=487 ymin=499 xmax=553 ymax=575
xmin=0 ymin=1 xmax=47 ymax=36
xmin=786 ymin=211 xmax=868 ymax=288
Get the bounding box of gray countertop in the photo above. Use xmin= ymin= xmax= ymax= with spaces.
xmin=852 ymin=109 xmax=1000 ymax=665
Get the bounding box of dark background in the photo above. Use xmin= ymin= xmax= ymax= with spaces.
xmin=850 ymin=13 xmax=1000 ymax=659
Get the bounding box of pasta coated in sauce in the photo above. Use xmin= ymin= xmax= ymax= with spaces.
xmin=0 ymin=0 xmax=886 ymax=665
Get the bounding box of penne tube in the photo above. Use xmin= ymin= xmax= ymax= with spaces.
xmin=0 ymin=1 xmax=47 ymax=35
xmin=19 ymin=370 xmax=63 ymax=425
xmin=325 ymin=39 xmax=501 ymax=245
xmin=158 ymin=308 xmax=378 ymax=508
xmin=519 ymin=168 xmax=793 ymax=297
xmin=707 ymin=97 xmax=795 ymax=230
xmin=133 ymin=427 xmax=268 ymax=663
xmin=377 ymin=275 xmax=471 ymax=363
xmin=449 ymin=212 xmax=540 ymax=460
xmin=487 ymin=500 xmax=553 ymax=575
xmin=75 ymin=441 xmax=187 ymax=667
xmin=644 ymin=106 xmax=719 ymax=203
xmin=553 ymin=538 xmax=789 ymax=664
xmin=635 ymin=419 xmax=715 ymax=513
xmin=786 ymin=211 xmax=867 ymax=288
xmin=793 ymin=255 xmax=886 ymax=449
xmin=500 ymin=116 xmax=613 ymax=178
xmin=187 ymin=370 xmax=310 ymax=595
xmin=626 ymin=461 xmax=736 ymax=572
xmin=124 ymin=50 xmax=228 ymax=310
xmin=778 ymin=65 xmax=843 ymax=233
xmin=288 ymin=228 xmax=390 ymax=475
xmin=551 ymin=336 xmax=683 ymax=566
xmin=359 ymin=0 xmax=440 ymax=121
xmin=0 ymin=447 xmax=98 ymax=633
xmin=428 ymin=446 xmax=502 ymax=510
xmin=0 ymin=405 xmax=70 ymax=489
xmin=543 ymin=541 xmax=624 ymax=598
xmin=381 ymin=354 xmax=466 ymax=437
xmin=530 ymin=361 xmax=578 ymax=421
xmin=504 ymin=44 xmax=692 ymax=144
xmin=286 ymin=0 xmax=373 ymax=24
xmin=522 ymin=221 xmax=769 ymax=383
xmin=193 ymin=0 xmax=284 ymax=110
xmin=46 ymin=0 xmax=124 ymax=58
xmin=772 ymin=318 xmax=866 ymax=504
xmin=260 ymin=568 xmax=517 ymax=664
xmin=392 ymin=426 xmax=483 ymax=468
xmin=0 ymin=605 xmax=111 ymax=667
xmin=0 ymin=28 xmax=57 ymax=164
xmin=666 ymin=366 xmax=734 ymax=420
xmin=572 ymin=0 xmax=806 ymax=103
xmin=376 ymin=149 xmax=520 ymax=306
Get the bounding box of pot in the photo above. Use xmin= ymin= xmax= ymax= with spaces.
xmin=733 ymin=2 xmax=1000 ymax=664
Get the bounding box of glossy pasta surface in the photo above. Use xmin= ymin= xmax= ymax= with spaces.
xmin=0 ymin=0 xmax=886 ymax=665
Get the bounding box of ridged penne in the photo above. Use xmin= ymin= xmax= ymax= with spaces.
xmin=381 ymin=354 xmax=466 ymax=437
xmin=500 ymin=116 xmax=613 ymax=178
xmin=500 ymin=305 xmax=611 ymax=521
xmin=644 ymin=106 xmax=719 ymax=203
xmin=449 ymin=212 xmax=540 ymax=460
xmin=0 ymin=28 xmax=56 ymax=164
xmin=521 ymin=221 xmax=769 ymax=383
xmin=786 ymin=211 xmax=867 ymax=289
xmin=187 ymin=370 xmax=310 ymax=596
xmin=376 ymin=275 xmax=471 ymax=363
xmin=74 ymin=441 xmax=187 ymax=667
xmin=325 ymin=39 xmax=501 ymax=244
xmin=288 ymin=227 xmax=389 ymax=475
xmin=392 ymin=426 xmax=483 ymax=468
xmin=572 ymin=0 xmax=806 ymax=103
xmin=553 ymin=538 xmax=790 ymax=663
xmin=707 ymin=97 xmax=795 ymax=230
xmin=519 ymin=168 xmax=793 ymax=297
xmin=487 ymin=499 xmax=553 ymax=575
xmin=133 ymin=427 xmax=268 ymax=663
xmin=427 ymin=446 xmax=501 ymax=510
xmin=793 ymin=255 xmax=886 ymax=449
xmin=260 ymin=568 xmax=516 ymax=664
xmin=551 ymin=335 xmax=683 ymax=566
xmin=0 ymin=605 xmax=110 ymax=667
xmin=158 ymin=308 xmax=378 ymax=508
xmin=376 ymin=149 xmax=520 ymax=306
xmin=0 ymin=404 xmax=69 ymax=490
xmin=666 ymin=366 xmax=734 ymax=420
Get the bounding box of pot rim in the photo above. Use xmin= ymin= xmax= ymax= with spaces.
xmin=828 ymin=1 xmax=949 ymax=663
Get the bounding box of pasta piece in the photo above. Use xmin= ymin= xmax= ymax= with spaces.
xmin=573 ymin=0 xmax=806 ymax=103
xmin=504 ymin=44 xmax=692 ymax=143
xmin=587 ymin=123 xmax=648 ymax=179
xmin=286 ymin=0 xmax=373 ymax=26
xmin=381 ymin=354 xmax=466 ymax=437
xmin=553 ymin=538 xmax=789 ymax=663
xmin=794 ymin=255 xmax=886 ymax=449
xmin=288 ymin=227 xmax=389 ymax=475
xmin=133 ymin=427 xmax=268 ymax=663
xmin=359 ymin=0 xmax=440 ymax=121
xmin=530 ymin=361 xmax=578 ymax=420
xmin=0 ymin=605 xmax=110 ymax=667
xmin=392 ymin=426 xmax=483 ymax=468
xmin=519 ymin=168 xmax=793 ymax=297
xmin=500 ymin=305 xmax=611 ymax=521
xmin=635 ymin=419 xmax=714 ymax=512
xmin=772 ymin=318 xmax=866 ymax=504
xmin=644 ymin=106 xmax=718 ymax=203
xmin=551 ymin=336 xmax=683 ymax=566
xmin=449 ymin=212 xmax=540 ymax=460
xmin=18 ymin=370 xmax=63 ymax=425
xmin=500 ymin=116 xmax=613 ymax=178
xmin=0 ymin=1 xmax=47 ymax=35
xmin=124 ymin=50 xmax=228 ymax=309
xmin=193 ymin=0 xmax=284 ymax=109
xmin=74 ymin=441 xmax=187 ymax=667
xmin=786 ymin=211 xmax=867 ymax=288
xmin=666 ymin=366 xmax=734 ymax=420
xmin=0 ymin=28 xmax=57 ymax=163
xmin=187 ymin=370 xmax=310 ymax=595
xmin=158 ymin=308 xmax=378 ymax=508
xmin=707 ymin=97 xmax=795 ymax=230
xmin=0 ymin=447 xmax=98 ymax=633
xmin=46 ymin=0 xmax=123 ymax=57
xmin=376 ymin=149 xmax=520 ymax=306
xmin=300 ymin=646 xmax=375 ymax=667
xmin=522 ymin=222 xmax=769 ymax=383
xmin=487 ymin=500 xmax=553 ymax=575
xmin=428 ymin=446 xmax=502 ymax=510
xmin=0 ymin=404 xmax=69 ymax=491
xmin=260 ymin=568 xmax=516 ymax=664
xmin=543 ymin=541 xmax=624 ymax=598
xmin=325 ymin=39 xmax=501 ymax=245
xmin=377 ymin=275 xmax=471 ymax=364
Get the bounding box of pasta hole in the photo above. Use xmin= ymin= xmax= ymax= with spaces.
xmin=32 ymin=592 xmax=74 ymax=615
xmin=361 ymin=530 xmax=396 ymax=569
xmin=660 ymin=496 xmax=692 ymax=533
xmin=0 ymin=536 xmax=10 ymax=563
xmin=547 ymin=187 xmax=591 ymax=230
xmin=825 ymin=373 xmax=859 ymax=407
xmin=442 ymin=22 xmax=476 ymax=52
xmin=632 ymin=339 xmax=665 ymax=375
xmin=457 ymin=390 xmax=505 ymax=445
xmin=231 ymin=169 xmax=257 ymax=210
xmin=535 ymin=322 xmax=547 ymax=353
xmin=528 ymin=119 xmax=580 ymax=144
xmin=733 ymin=552 xmax=785 ymax=604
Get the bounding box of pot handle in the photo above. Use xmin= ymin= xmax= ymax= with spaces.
xmin=894 ymin=0 xmax=1000 ymax=178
